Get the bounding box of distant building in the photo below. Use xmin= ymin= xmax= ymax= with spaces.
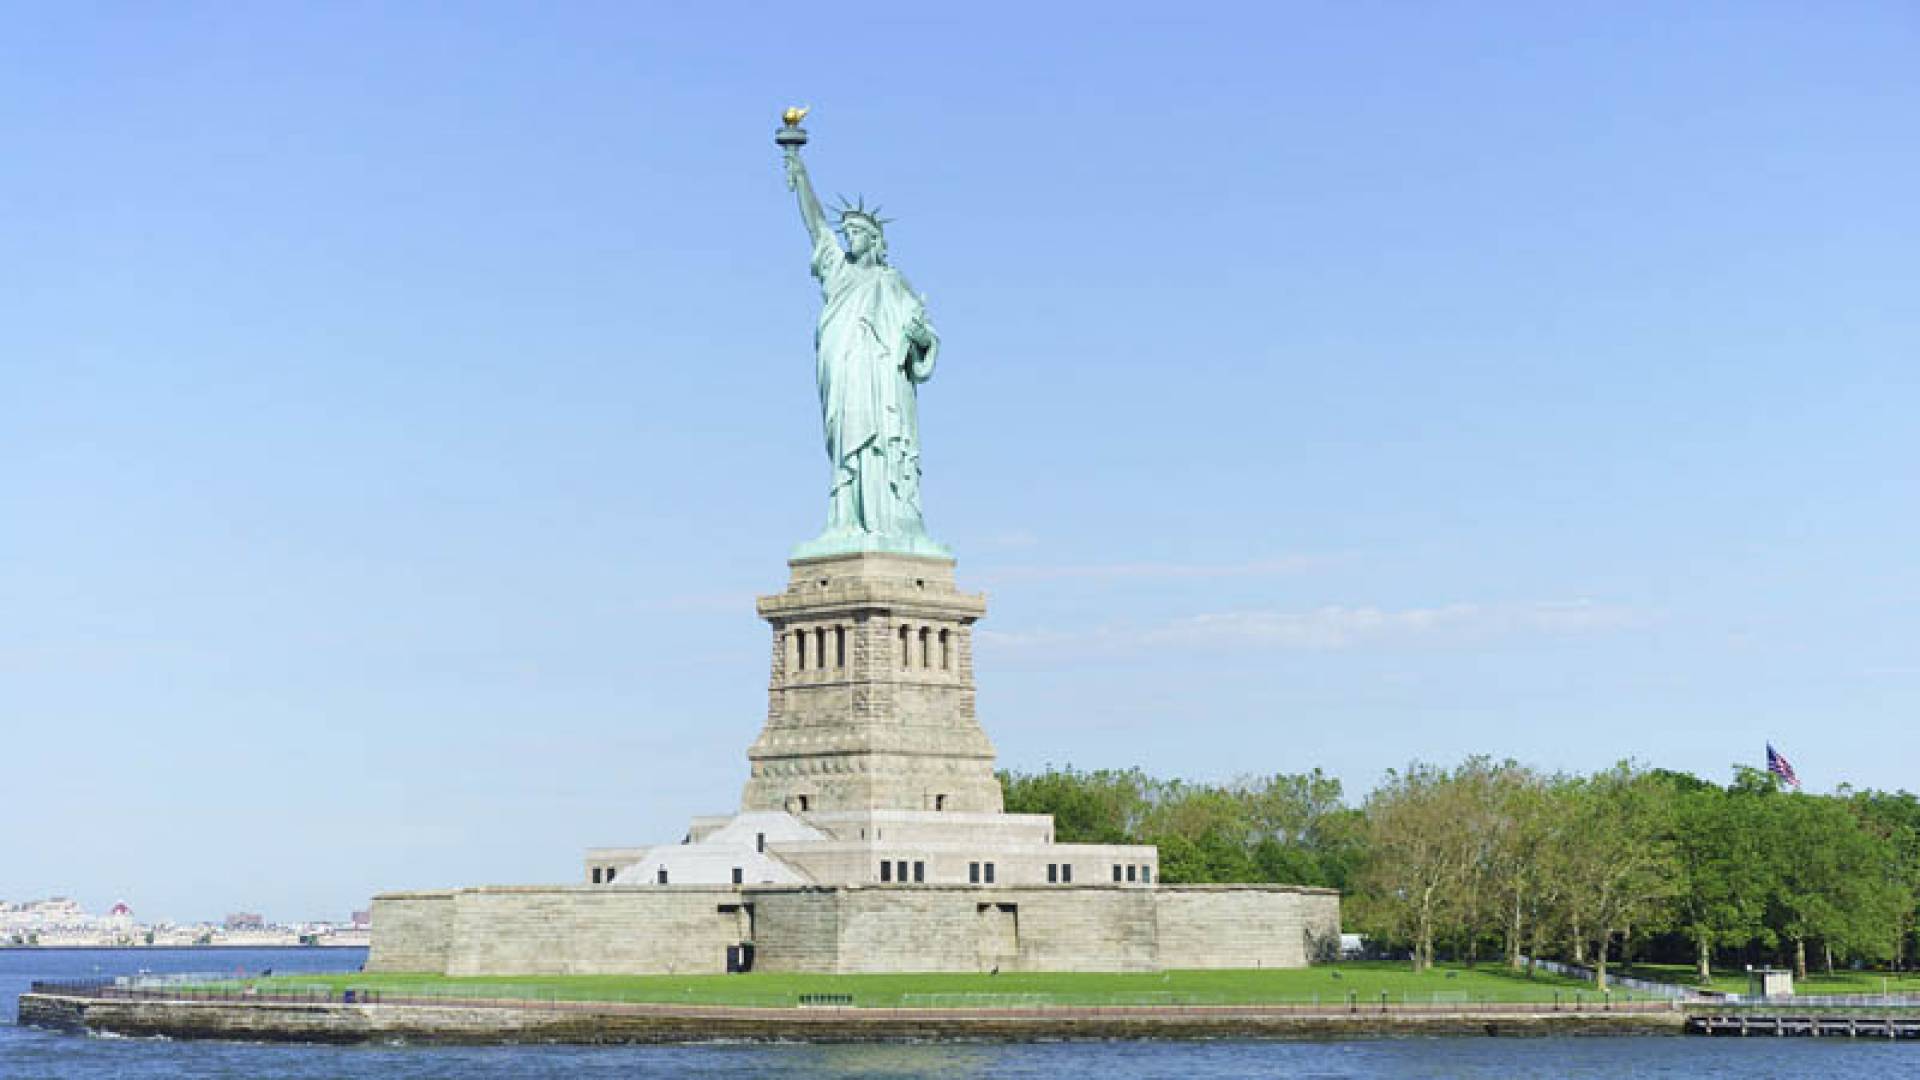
xmin=1 ymin=897 xmax=142 ymax=945
xmin=103 ymin=902 xmax=135 ymax=932
xmin=223 ymin=912 xmax=265 ymax=930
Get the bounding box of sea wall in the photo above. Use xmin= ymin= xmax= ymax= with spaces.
xmin=17 ymin=992 xmax=1687 ymax=1044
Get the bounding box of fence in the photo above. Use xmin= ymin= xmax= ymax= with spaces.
xmin=896 ymin=988 xmax=1656 ymax=1008
xmin=27 ymin=977 xmax=790 ymax=1010
xmin=1523 ymin=958 xmax=1699 ymax=1000
xmin=1713 ymin=993 xmax=1920 ymax=1008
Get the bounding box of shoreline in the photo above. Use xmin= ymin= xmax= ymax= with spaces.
xmin=0 ymin=943 xmax=366 ymax=950
xmin=18 ymin=991 xmax=1684 ymax=1044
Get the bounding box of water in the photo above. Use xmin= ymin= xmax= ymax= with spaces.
xmin=6 ymin=948 xmax=1919 ymax=1078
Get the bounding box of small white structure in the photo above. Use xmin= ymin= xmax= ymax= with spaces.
xmin=605 ymin=811 xmax=824 ymax=887
xmin=1748 ymin=967 xmax=1794 ymax=999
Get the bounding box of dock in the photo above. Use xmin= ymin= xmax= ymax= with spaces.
xmin=1688 ymin=1007 xmax=1920 ymax=1039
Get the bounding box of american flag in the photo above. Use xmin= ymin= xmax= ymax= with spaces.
xmin=1767 ymin=743 xmax=1801 ymax=790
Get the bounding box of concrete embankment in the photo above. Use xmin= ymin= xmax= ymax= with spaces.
xmin=18 ymin=992 xmax=1684 ymax=1044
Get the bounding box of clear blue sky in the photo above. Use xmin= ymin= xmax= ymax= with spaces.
xmin=3 ymin=3 xmax=1915 ymax=922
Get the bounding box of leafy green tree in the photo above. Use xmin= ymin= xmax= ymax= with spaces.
xmin=1557 ymin=763 xmax=1679 ymax=991
xmin=1846 ymin=789 xmax=1920 ymax=970
xmin=1232 ymin=771 xmax=1361 ymax=890
xmin=1768 ymin=791 xmax=1906 ymax=978
xmin=1667 ymin=779 xmax=1771 ymax=983
xmin=1307 ymin=807 xmax=1370 ymax=893
xmin=1000 ymin=766 xmax=1150 ymax=844
xmin=1003 ymin=759 xmax=1920 ymax=981
xmin=1360 ymin=762 xmax=1477 ymax=972
xmin=1141 ymin=783 xmax=1259 ymax=883
xmin=1234 ymin=769 xmax=1345 ymax=845
xmin=1477 ymin=765 xmax=1560 ymax=972
xmin=1002 ymin=765 xmax=1360 ymax=888
xmin=1518 ymin=782 xmax=1577 ymax=975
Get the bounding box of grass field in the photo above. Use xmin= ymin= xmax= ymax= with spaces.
xmin=233 ymin=962 xmax=1622 ymax=1008
xmin=1617 ymin=963 xmax=1920 ymax=997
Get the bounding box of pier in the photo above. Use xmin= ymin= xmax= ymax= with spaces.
xmin=1688 ymin=1007 xmax=1920 ymax=1039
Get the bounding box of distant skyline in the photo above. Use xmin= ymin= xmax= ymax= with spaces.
xmin=4 ymin=2 xmax=1916 ymax=921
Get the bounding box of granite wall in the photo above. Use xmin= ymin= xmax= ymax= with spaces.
xmin=1154 ymin=885 xmax=1342 ymax=969
xmin=369 ymin=882 xmax=1339 ymax=976
xmin=369 ymin=886 xmax=748 ymax=975
xmin=365 ymin=891 xmax=453 ymax=974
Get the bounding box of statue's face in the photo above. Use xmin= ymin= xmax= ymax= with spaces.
xmin=846 ymin=221 xmax=879 ymax=261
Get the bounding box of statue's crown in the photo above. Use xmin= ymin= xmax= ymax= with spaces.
xmin=834 ymin=195 xmax=892 ymax=233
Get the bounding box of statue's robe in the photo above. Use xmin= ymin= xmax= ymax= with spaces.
xmin=809 ymin=229 xmax=940 ymax=548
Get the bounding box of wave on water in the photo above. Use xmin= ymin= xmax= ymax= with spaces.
xmin=87 ymin=1030 xmax=170 ymax=1041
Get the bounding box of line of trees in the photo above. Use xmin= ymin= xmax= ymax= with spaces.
xmin=1000 ymin=760 xmax=1920 ymax=988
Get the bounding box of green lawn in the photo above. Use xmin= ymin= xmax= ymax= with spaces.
xmin=1618 ymin=963 xmax=1920 ymax=997
xmin=233 ymin=962 xmax=1615 ymax=1008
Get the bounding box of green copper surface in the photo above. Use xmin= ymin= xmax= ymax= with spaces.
xmin=780 ymin=123 xmax=949 ymax=559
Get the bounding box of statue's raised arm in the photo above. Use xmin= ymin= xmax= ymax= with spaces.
xmin=785 ymin=147 xmax=832 ymax=248
xmin=773 ymin=109 xmax=948 ymax=560
xmin=778 ymin=107 xmax=832 ymax=249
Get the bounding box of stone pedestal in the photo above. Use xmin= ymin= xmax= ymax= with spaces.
xmin=369 ymin=550 xmax=1342 ymax=979
xmin=742 ymin=552 xmax=1003 ymax=814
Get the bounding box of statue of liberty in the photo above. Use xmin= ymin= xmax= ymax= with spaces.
xmin=778 ymin=110 xmax=948 ymax=559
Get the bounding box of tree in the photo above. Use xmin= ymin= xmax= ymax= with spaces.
xmin=1846 ymin=789 xmax=1920 ymax=970
xmin=1141 ymin=782 xmax=1259 ymax=883
xmin=1004 ymin=759 xmax=1920 ymax=980
xmin=1360 ymin=762 xmax=1477 ymax=971
xmin=1001 ymin=765 xmax=1360 ymax=888
xmin=1556 ymin=763 xmax=1679 ymax=991
xmin=1235 ymin=769 xmax=1346 ymax=846
xmin=1668 ymin=779 xmax=1770 ymax=983
xmin=1231 ymin=769 xmax=1357 ymax=889
xmin=1479 ymin=766 xmax=1559 ymax=972
xmin=1410 ymin=757 xmax=1536 ymax=968
xmin=1767 ymin=791 xmax=1906 ymax=978
xmin=1000 ymin=766 xmax=1150 ymax=844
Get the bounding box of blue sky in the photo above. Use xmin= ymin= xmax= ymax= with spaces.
xmin=3 ymin=2 xmax=1915 ymax=921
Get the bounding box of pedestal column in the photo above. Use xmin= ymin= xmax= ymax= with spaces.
xmin=743 ymin=552 xmax=1002 ymax=814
